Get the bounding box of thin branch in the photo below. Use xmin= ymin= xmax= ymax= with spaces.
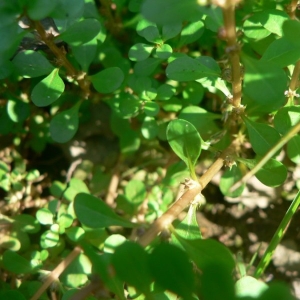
xmin=30 ymin=246 xmax=82 ymax=300
xmin=287 ymin=0 xmax=299 ymax=19
xmin=230 ymin=121 xmax=300 ymax=192
xmin=105 ymin=166 xmax=120 ymax=207
xmin=221 ymin=1 xmax=242 ymax=108
xmin=30 ymin=20 xmax=90 ymax=98
xmin=289 ymin=60 xmax=300 ymax=92
xmin=137 ymin=144 xmax=235 ymax=247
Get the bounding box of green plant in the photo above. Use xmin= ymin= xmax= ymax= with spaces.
xmin=1 ymin=0 xmax=300 ymax=299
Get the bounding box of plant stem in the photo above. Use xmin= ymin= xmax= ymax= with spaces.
xmin=287 ymin=0 xmax=299 ymax=19
xmin=254 ymin=190 xmax=300 ymax=278
xmin=31 ymin=246 xmax=82 ymax=300
xmin=137 ymin=144 xmax=234 ymax=247
xmin=221 ymin=1 xmax=242 ymax=108
xmin=31 ymin=20 xmax=90 ymax=98
xmin=289 ymin=60 xmax=300 ymax=92
xmin=230 ymin=114 xmax=300 ymax=193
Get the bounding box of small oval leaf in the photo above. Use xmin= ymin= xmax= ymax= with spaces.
xmin=31 ymin=68 xmax=65 ymax=107
xmin=91 ymin=67 xmax=124 ymax=94
xmin=50 ymin=102 xmax=81 ymax=143
xmin=167 ymin=119 xmax=201 ymax=174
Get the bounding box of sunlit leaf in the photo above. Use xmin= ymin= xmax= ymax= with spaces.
xmin=74 ymin=193 xmax=134 ymax=228
xmin=31 ymin=68 xmax=65 ymax=107
xmin=166 ymin=56 xmax=220 ymax=81
xmin=167 ymin=119 xmax=201 ymax=176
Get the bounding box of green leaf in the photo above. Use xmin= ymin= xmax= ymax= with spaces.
xmin=7 ymin=99 xmax=30 ymax=123
xmin=136 ymin=19 xmax=162 ymax=43
xmin=204 ymin=6 xmax=223 ymax=32
xmin=12 ymin=214 xmax=41 ymax=234
xmin=244 ymin=117 xmax=281 ymax=156
xmin=258 ymin=9 xmax=289 ymax=36
xmin=112 ymin=241 xmax=152 ymax=294
xmin=119 ymin=130 xmax=141 ymax=154
xmin=72 ymin=38 xmax=98 ymax=71
xmin=63 ymin=178 xmax=90 ymax=202
xmin=235 ymin=276 xmax=268 ymax=298
xmin=82 ymin=243 xmax=126 ymax=299
xmin=287 ymin=135 xmax=300 ymax=164
xmin=31 ymin=69 xmax=65 ymax=107
xmin=182 ymin=81 xmax=204 ymax=105
xmin=57 ymin=213 xmax=73 ymax=230
xmin=220 ymin=165 xmax=245 ymax=197
xmin=242 ymin=55 xmax=287 ymax=112
xmin=162 ymin=23 xmax=182 ymax=41
xmin=179 ymin=21 xmax=205 ymax=46
xmin=243 ymin=14 xmax=271 ymax=40
xmin=0 ymin=290 xmax=26 ymax=300
xmin=50 ymin=180 xmax=67 ymax=198
xmin=149 ymin=243 xmax=195 ymax=299
xmin=162 ymin=97 xmax=182 ymax=112
xmin=239 ymin=157 xmax=287 ymax=187
xmin=119 ymin=94 xmax=140 ymax=118
xmin=65 ymin=226 xmax=85 ymax=242
xmin=156 ymin=84 xmax=176 ymax=101
xmin=166 ymin=56 xmax=220 ymax=81
xmin=282 ymin=20 xmax=300 ymax=47
xmin=260 ymin=282 xmax=294 ymax=300
xmin=179 ymin=106 xmax=220 ymax=139
xmin=198 ymin=260 xmax=235 ymax=300
xmin=50 ymin=102 xmax=81 ymax=143
xmin=129 ymin=43 xmax=154 ymax=61
xmin=274 ymin=106 xmax=300 ymax=135
xmin=167 ymin=119 xmax=201 ymax=178
xmin=40 ymin=230 xmax=60 ymax=248
xmin=173 ymin=203 xmax=203 ymax=241
xmin=3 ymin=250 xmax=34 ymax=274
xmin=134 ymin=58 xmax=162 ymax=76
xmin=27 ymin=0 xmax=58 ymax=20
xmin=59 ymin=18 xmax=101 ymax=46
xmin=36 ymin=208 xmax=54 ymax=225
xmin=49 ymin=0 xmax=85 ymax=20
xmin=60 ymin=253 xmax=91 ymax=288
xmin=144 ymin=101 xmax=160 ymax=116
xmin=104 ymin=234 xmax=126 ymax=253
xmin=156 ymin=44 xmax=172 ymax=59
xmin=172 ymin=236 xmax=235 ymax=272
xmin=167 ymin=119 xmax=201 ymax=170
xmin=141 ymin=116 xmax=158 ymax=139
xmin=141 ymin=0 xmax=202 ymax=25
xmin=74 ymin=193 xmax=134 ymax=228
xmin=12 ymin=50 xmax=54 ymax=78
xmin=125 ymin=180 xmax=146 ymax=207
xmin=91 ymin=67 xmax=124 ymax=93
xmin=261 ymin=37 xmax=300 ymax=67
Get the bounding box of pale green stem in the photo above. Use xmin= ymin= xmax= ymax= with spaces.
xmin=254 ymin=190 xmax=300 ymax=278
xmin=230 ymin=121 xmax=300 ymax=192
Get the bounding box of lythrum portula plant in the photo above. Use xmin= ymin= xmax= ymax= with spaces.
xmin=0 ymin=0 xmax=300 ymax=299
